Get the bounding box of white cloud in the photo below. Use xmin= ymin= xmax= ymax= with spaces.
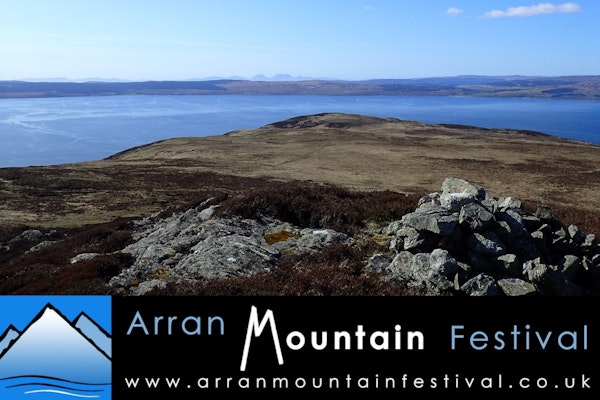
xmin=446 ymin=7 xmax=463 ymax=17
xmin=480 ymin=2 xmax=581 ymax=18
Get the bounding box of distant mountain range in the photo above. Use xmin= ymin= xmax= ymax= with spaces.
xmin=1 ymin=75 xmax=598 ymax=99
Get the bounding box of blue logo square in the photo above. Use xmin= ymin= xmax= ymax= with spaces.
xmin=0 ymin=295 xmax=111 ymax=399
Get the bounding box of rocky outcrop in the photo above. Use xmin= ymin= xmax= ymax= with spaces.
xmin=0 ymin=229 xmax=61 ymax=254
xmin=106 ymin=201 xmax=353 ymax=295
xmin=369 ymin=177 xmax=600 ymax=296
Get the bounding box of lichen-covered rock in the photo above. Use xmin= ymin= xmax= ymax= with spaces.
xmin=497 ymin=278 xmax=537 ymax=296
xmin=108 ymin=207 xmax=352 ymax=295
xmin=380 ymin=248 xmax=456 ymax=295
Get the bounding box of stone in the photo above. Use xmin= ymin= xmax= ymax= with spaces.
xmin=441 ymin=177 xmax=487 ymax=200
xmin=439 ymin=192 xmax=476 ymax=212
xmin=497 ymin=196 xmax=522 ymax=211
xmin=557 ymin=255 xmax=581 ymax=279
xmin=400 ymin=209 xmax=458 ymax=236
xmin=497 ymin=278 xmax=537 ymax=296
xmin=461 ymin=274 xmax=502 ymax=296
xmin=492 ymin=253 xmax=522 ymax=276
xmin=535 ymin=205 xmax=554 ymax=221
xmin=459 ymin=202 xmax=495 ymax=231
xmin=467 ymin=231 xmax=507 ymax=255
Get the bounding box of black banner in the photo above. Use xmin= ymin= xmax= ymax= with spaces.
xmin=112 ymin=296 xmax=596 ymax=398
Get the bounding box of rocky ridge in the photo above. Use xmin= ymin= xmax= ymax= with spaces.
xmin=61 ymin=177 xmax=599 ymax=296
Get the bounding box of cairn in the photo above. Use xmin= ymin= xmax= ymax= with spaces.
xmin=370 ymin=177 xmax=600 ymax=296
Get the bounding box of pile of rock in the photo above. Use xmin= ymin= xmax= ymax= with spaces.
xmin=369 ymin=177 xmax=600 ymax=296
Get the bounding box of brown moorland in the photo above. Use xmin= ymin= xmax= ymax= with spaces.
xmin=1 ymin=112 xmax=599 ymax=295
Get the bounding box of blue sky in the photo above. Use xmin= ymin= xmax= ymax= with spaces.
xmin=0 ymin=1 xmax=598 ymax=81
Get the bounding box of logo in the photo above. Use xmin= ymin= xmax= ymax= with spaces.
xmin=0 ymin=296 xmax=111 ymax=400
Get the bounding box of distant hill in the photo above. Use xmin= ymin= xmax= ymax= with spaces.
xmin=1 ymin=75 xmax=599 ymax=99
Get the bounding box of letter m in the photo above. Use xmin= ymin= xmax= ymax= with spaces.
xmin=240 ymin=306 xmax=284 ymax=371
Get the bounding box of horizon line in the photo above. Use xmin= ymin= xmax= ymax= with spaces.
xmin=3 ymin=73 xmax=600 ymax=83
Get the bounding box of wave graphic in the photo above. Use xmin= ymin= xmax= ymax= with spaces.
xmin=0 ymin=375 xmax=110 ymax=400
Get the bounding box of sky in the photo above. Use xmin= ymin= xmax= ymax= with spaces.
xmin=0 ymin=0 xmax=598 ymax=81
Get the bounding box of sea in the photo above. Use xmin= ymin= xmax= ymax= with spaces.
xmin=1 ymin=94 xmax=599 ymax=167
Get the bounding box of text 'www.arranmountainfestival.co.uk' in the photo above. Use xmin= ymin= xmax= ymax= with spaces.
xmin=123 ymin=373 xmax=592 ymax=391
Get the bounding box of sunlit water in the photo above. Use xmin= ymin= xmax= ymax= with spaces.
xmin=1 ymin=95 xmax=598 ymax=167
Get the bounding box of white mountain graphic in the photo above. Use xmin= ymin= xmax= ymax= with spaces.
xmin=0 ymin=325 xmax=20 ymax=357
xmin=0 ymin=304 xmax=111 ymax=383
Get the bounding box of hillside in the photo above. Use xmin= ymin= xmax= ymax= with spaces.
xmin=98 ymin=113 xmax=600 ymax=218
xmin=0 ymin=113 xmax=599 ymax=296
